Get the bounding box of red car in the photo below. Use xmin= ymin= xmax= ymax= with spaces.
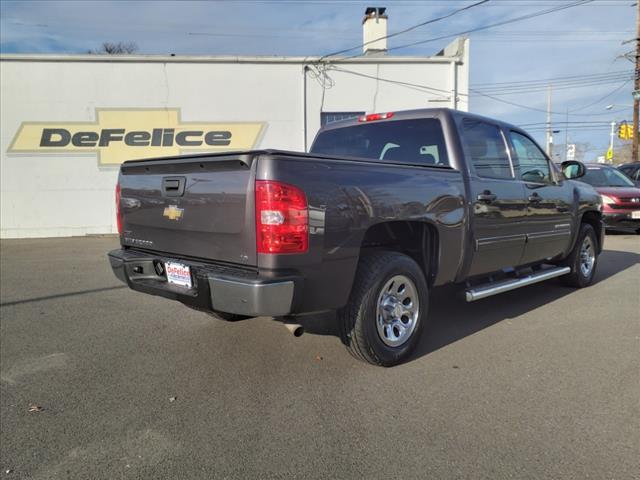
xmin=580 ymin=164 xmax=640 ymax=233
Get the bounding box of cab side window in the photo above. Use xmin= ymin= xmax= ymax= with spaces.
xmin=460 ymin=119 xmax=513 ymax=180
xmin=510 ymin=131 xmax=552 ymax=184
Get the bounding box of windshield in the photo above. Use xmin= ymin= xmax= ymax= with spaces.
xmin=581 ymin=167 xmax=635 ymax=187
xmin=311 ymin=118 xmax=449 ymax=167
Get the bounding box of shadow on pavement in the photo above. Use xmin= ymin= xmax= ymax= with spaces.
xmin=295 ymin=248 xmax=639 ymax=363
xmin=0 ymin=285 xmax=127 ymax=307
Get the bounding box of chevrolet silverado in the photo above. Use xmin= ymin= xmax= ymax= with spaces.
xmin=108 ymin=108 xmax=603 ymax=366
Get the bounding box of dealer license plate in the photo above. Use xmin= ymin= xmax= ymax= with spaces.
xmin=632 ymin=210 xmax=640 ymax=219
xmin=165 ymin=262 xmax=192 ymax=288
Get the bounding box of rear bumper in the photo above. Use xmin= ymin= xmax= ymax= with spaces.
xmin=108 ymin=248 xmax=297 ymax=317
xmin=602 ymin=211 xmax=640 ymax=231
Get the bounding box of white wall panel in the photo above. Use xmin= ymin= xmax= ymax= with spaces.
xmin=1 ymin=49 xmax=468 ymax=238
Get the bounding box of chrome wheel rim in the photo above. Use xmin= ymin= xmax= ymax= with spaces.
xmin=579 ymin=236 xmax=595 ymax=278
xmin=376 ymin=274 xmax=420 ymax=348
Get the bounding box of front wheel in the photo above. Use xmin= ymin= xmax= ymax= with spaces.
xmin=338 ymin=251 xmax=428 ymax=366
xmin=562 ymin=223 xmax=598 ymax=288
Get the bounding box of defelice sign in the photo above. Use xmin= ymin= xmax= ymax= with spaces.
xmin=7 ymin=108 xmax=266 ymax=165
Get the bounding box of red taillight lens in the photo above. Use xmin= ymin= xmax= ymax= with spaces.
xmin=255 ymin=180 xmax=308 ymax=254
xmin=358 ymin=112 xmax=394 ymax=122
xmin=115 ymin=182 xmax=122 ymax=235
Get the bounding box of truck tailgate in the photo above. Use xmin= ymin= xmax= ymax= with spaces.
xmin=119 ymin=153 xmax=257 ymax=266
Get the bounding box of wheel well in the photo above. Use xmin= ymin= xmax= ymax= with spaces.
xmin=360 ymin=221 xmax=439 ymax=285
xmin=581 ymin=210 xmax=603 ymax=252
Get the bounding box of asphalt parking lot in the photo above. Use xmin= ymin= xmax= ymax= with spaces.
xmin=0 ymin=235 xmax=638 ymax=479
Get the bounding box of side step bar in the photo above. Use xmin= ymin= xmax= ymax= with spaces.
xmin=465 ymin=266 xmax=571 ymax=302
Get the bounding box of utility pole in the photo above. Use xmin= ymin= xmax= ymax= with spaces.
xmin=633 ymin=1 xmax=639 ymax=162
xmin=609 ymin=121 xmax=616 ymax=163
xmin=546 ymin=84 xmax=553 ymax=157
xmin=564 ymin=107 xmax=569 ymax=161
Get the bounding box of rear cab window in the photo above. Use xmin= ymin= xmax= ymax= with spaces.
xmin=310 ymin=118 xmax=449 ymax=167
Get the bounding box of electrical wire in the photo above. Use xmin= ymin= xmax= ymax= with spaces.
xmin=375 ymin=0 xmax=593 ymax=56
xmin=471 ymin=79 xmax=632 ymax=116
xmin=473 ymin=72 xmax=632 ymax=92
xmin=568 ymin=79 xmax=633 ymax=113
xmin=473 ymin=70 xmax=633 ymax=87
xmin=319 ymin=0 xmax=489 ymax=61
xmin=328 ymin=66 xmax=453 ymax=98
xmin=327 ymin=66 xmax=631 ymax=120
xmin=474 ymin=77 xmax=632 ymax=96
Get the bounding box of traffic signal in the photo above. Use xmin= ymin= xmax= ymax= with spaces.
xmin=618 ymin=122 xmax=634 ymax=140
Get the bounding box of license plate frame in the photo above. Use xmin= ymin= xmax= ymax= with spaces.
xmin=165 ymin=261 xmax=193 ymax=288
xmin=632 ymin=210 xmax=640 ymax=219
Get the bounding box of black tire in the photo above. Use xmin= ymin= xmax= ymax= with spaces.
xmin=562 ymin=223 xmax=598 ymax=288
xmin=337 ymin=251 xmax=428 ymax=367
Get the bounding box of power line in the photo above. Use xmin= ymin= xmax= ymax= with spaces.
xmin=319 ymin=0 xmax=489 ymax=61
xmin=475 ymin=77 xmax=632 ymax=96
xmin=568 ymin=79 xmax=633 ymax=113
xmin=328 ymin=66 xmax=454 ymax=97
xmin=519 ymin=121 xmax=614 ymax=126
xmin=471 ymin=80 xmax=632 ymax=116
xmin=381 ymin=0 xmax=593 ymax=55
xmin=203 ymin=0 xmax=627 ymax=5
xmin=473 ymin=70 xmax=632 ymax=87
xmin=329 ymin=66 xmax=631 ymax=119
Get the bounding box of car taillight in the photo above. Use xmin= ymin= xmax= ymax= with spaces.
xmin=255 ymin=180 xmax=308 ymax=254
xmin=358 ymin=112 xmax=394 ymax=122
xmin=115 ymin=182 xmax=122 ymax=235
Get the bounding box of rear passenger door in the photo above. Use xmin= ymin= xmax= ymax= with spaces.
xmin=507 ymin=131 xmax=574 ymax=264
xmin=459 ymin=118 xmax=528 ymax=277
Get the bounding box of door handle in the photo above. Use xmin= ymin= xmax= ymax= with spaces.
xmin=477 ymin=191 xmax=497 ymax=203
xmin=528 ymin=192 xmax=542 ymax=203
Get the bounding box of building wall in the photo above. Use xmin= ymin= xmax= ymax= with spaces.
xmin=0 ymin=42 xmax=468 ymax=238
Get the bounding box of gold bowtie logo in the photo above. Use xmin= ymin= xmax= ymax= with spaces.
xmin=163 ymin=205 xmax=184 ymax=221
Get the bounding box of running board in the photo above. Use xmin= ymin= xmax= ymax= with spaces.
xmin=465 ymin=266 xmax=571 ymax=302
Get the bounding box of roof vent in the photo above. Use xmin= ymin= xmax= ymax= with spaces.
xmin=362 ymin=7 xmax=388 ymax=55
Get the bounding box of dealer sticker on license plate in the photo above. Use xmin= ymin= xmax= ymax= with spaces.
xmin=632 ymin=210 xmax=640 ymax=219
xmin=165 ymin=262 xmax=192 ymax=288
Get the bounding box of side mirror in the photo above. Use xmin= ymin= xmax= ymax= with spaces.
xmin=561 ymin=160 xmax=585 ymax=179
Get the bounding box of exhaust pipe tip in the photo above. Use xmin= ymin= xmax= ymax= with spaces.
xmin=284 ymin=323 xmax=304 ymax=337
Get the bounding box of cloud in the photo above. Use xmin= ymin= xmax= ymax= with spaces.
xmin=1 ymin=0 xmax=634 ymax=160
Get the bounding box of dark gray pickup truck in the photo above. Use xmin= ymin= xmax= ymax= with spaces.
xmin=109 ymin=108 xmax=603 ymax=366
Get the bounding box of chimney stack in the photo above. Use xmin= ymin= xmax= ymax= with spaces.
xmin=362 ymin=7 xmax=388 ymax=55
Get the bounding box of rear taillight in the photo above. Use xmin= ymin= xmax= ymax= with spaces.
xmin=255 ymin=180 xmax=308 ymax=254
xmin=115 ymin=182 xmax=122 ymax=235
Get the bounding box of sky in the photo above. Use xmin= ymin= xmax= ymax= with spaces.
xmin=0 ymin=0 xmax=635 ymax=161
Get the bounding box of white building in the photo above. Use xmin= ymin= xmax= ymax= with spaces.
xmin=0 ymin=9 xmax=469 ymax=238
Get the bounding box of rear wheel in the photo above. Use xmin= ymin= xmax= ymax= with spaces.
xmin=562 ymin=223 xmax=598 ymax=288
xmin=338 ymin=251 xmax=428 ymax=366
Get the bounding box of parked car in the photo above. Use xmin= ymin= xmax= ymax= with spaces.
xmin=577 ymin=164 xmax=640 ymax=233
xmin=109 ymin=108 xmax=604 ymax=366
xmin=618 ymin=161 xmax=640 ymax=187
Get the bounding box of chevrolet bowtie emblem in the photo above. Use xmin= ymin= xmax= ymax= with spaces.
xmin=163 ymin=205 xmax=184 ymax=221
